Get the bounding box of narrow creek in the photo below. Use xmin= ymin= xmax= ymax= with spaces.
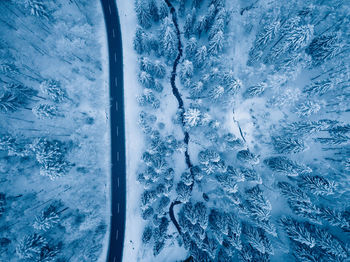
xmin=163 ymin=0 xmax=194 ymax=238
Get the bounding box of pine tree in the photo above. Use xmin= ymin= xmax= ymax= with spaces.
xmin=280 ymin=218 xmax=316 ymax=248
xmin=158 ymin=1 xmax=169 ymax=20
xmin=184 ymin=108 xmax=202 ymax=127
xmin=30 ymin=138 xmax=72 ymax=180
xmin=135 ymin=0 xmax=152 ymax=29
xmin=264 ymin=156 xmax=311 ymax=176
xmin=194 ymin=202 xmax=208 ymax=229
xmin=296 ymin=100 xmax=321 ymax=117
xmin=40 ymin=80 xmax=66 ymax=102
xmin=184 ymin=13 xmax=195 ymax=39
xmin=160 ymin=17 xmax=178 ymax=61
xmin=299 ymin=175 xmax=337 ymax=196
xmin=137 ymin=89 xmax=160 ymax=109
xmin=0 ymin=90 xmax=27 ymax=112
xmin=180 ymin=60 xmax=194 ymax=84
xmin=237 ymin=149 xmax=259 ymax=165
xmin=319 ymin=207 xmax=349 ymax=229
xmin=176 ymin=182 xmax=191 ymax=202
xmin=306 ymin=33 xmax=341 ymax=66
xmin=142 ymin=225 xmax=153 ymax=244
xmin=134 ymin=27 xmax=148 ymax=54
xmin=244 ymin=225 xmax=273 ymax=255
xmin=22 ymin=0 xmax=49 ymax=19
xmin=194 ymin=45 xmax=207 ymax=68
xmin=271 ymin=136 xmax=306 ymax=154
xmin=185 ymin=37 xmax=198 ymax=58
xmin=33 ymin=206 xmax=59 ymax=231
xmin=149 ymin=0 xmax=159 ymax=22
xmin=138 ymin=71 xmax=155 ymax=89
xmin=32 ymin=104 xmax=59 ymax=119
xmin=304 ymin=79 xmax=333 ymax=96
xmin=208 ymin=30 xmax=224 ymax=56
xmin=315 ymin=227 xmax=347 ymax=259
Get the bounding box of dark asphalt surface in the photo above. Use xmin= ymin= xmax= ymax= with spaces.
xmin=100 ymin=1 xmax=126 ymax=262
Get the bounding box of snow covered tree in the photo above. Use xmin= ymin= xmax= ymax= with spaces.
xmin=141 ymin=190 xmax=157 ymax=207
xmin=158 ymin=1 xmax=169 ymax=20
xmin=319 ymin=207 xmax=349 ymax=229
xmin=153 ymin=60 xmax=166 ymax=79
xmin=142 ymin=225 xmax=153 ymax=244
xmin=20 ymin=0 xmax=49 ymax=19
xmin=180 ymin=60 xmax=194 ymax=84
xmin=280 ymin=218 xmax=316 ymax=248
xmin=244 ymin=82 xmax=267 ymax=98
xmin=243 ymin=224 xmax=273 ymax=255
xmin=194 ymin=15 xmax=208 ymax=38
xmin=32 ymin=104 xmax=59 ymax=119
xmin=6 ymin=83 xmax=37 ymax=100
xmin=156 ymin=196 xmax=170 ymax=215
xmin=236 ymin=149 xmax=259 ymax=165
xmin=264 ymin=156 xmax=311 ymax=176
xmin=181 ymin=172 xmax=194 ymax=186
xmin=33 ymin=205 xmax=59 ymax=231
xmin=16 ymin=234 xmax=58 ymax=261
xmin=216 ymin=172 xmax=238 ymax=194
xmin=142 ymin=207 xmax=154 ymax=220
xmin=160 ymin=17 xmax=178 ymax=62
xmin=314 ymin=227 xmax=347 ymax=259
xmin=304 ymin=79 xmax=334 ymax=96
xmin=299 ymin=175 xmax=337 ymax=196
xmin=135 ymin=0 xmax=152 ymax=29
xmin=138 ymin=71 xmax=155 ymax=89
xmin=134 ymin=27 xmax=149 ymax=54
xmin=40 ymin=79 xmax=66 ymax=103
xmin=296 ymin=100 xmax=321 ymax=117
xmin=194 ymin=45 xmax=207 ymax=68
xmin=306 ymin=33 xmax=342 ymax=66
xmin=194 ymin=202 xmax=208 ymax=229
xmin=208 ymin=30 xmax=224 ymax=56
xmin=184 ymin=107 xmax=202 ymax=128
xmin=185 ymin=37 xmax=198 ymax=58
xmin=30 ymin=138 xmax=72 ymax=180
xmin=278 ymin=181 xmax=311 ymax=203
xmin=0 ymin=90 xmax=28 ymax=112
xmin=149 ymin=0 xmax=159 ymax=22
xmin=183 ymin=12 xmax=195 ymax=39
xmin=271 ymin=136 xmax=306 ymax=154
xmin=137 ymin=89 xmax=160 ymax=109
xmin=176 ymin=182 xmax=191 ymax=202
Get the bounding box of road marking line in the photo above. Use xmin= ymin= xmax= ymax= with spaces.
xmin=112 ymin=29 xmax=115 ymax=38
xmin=117 ymin=203 xmax=120 ymax=213
xmin=115 ymin=76 xmax=118 ymax=87
xmin=116 ymin=230 xmax=119 ymax=240
xmin=117 ymin=152 xmax=119 ymax=161
xmin=114 ymin=52 xmax=117 ymax=62
xmin=117 ymin=177 xmax=120 ymax=188
xmin=115 ymin=101 xmax=118 ymax=111
xmin=114 ymin=257 xmax=116 ymax=262
xmin=116 ymin=126 xmax=119 ymax=136
xmin=108 ymin=5 xmax=111 ymax=14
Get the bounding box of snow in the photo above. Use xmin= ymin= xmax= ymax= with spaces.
xmin=117 ymin=1 xmax=145 ymax=261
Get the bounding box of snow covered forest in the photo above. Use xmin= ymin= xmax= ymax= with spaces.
xmin=131 ymin=0 xmax=350 ymax=261
xmin=0 ymin=0 xmax=109 ymax=261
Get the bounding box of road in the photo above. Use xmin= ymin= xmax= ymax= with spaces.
xmin=100 ymin=1 xmax=126 ymax=262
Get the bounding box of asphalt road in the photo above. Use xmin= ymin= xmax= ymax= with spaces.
xmin=100 ymin=1 xmax=126 ymax=262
